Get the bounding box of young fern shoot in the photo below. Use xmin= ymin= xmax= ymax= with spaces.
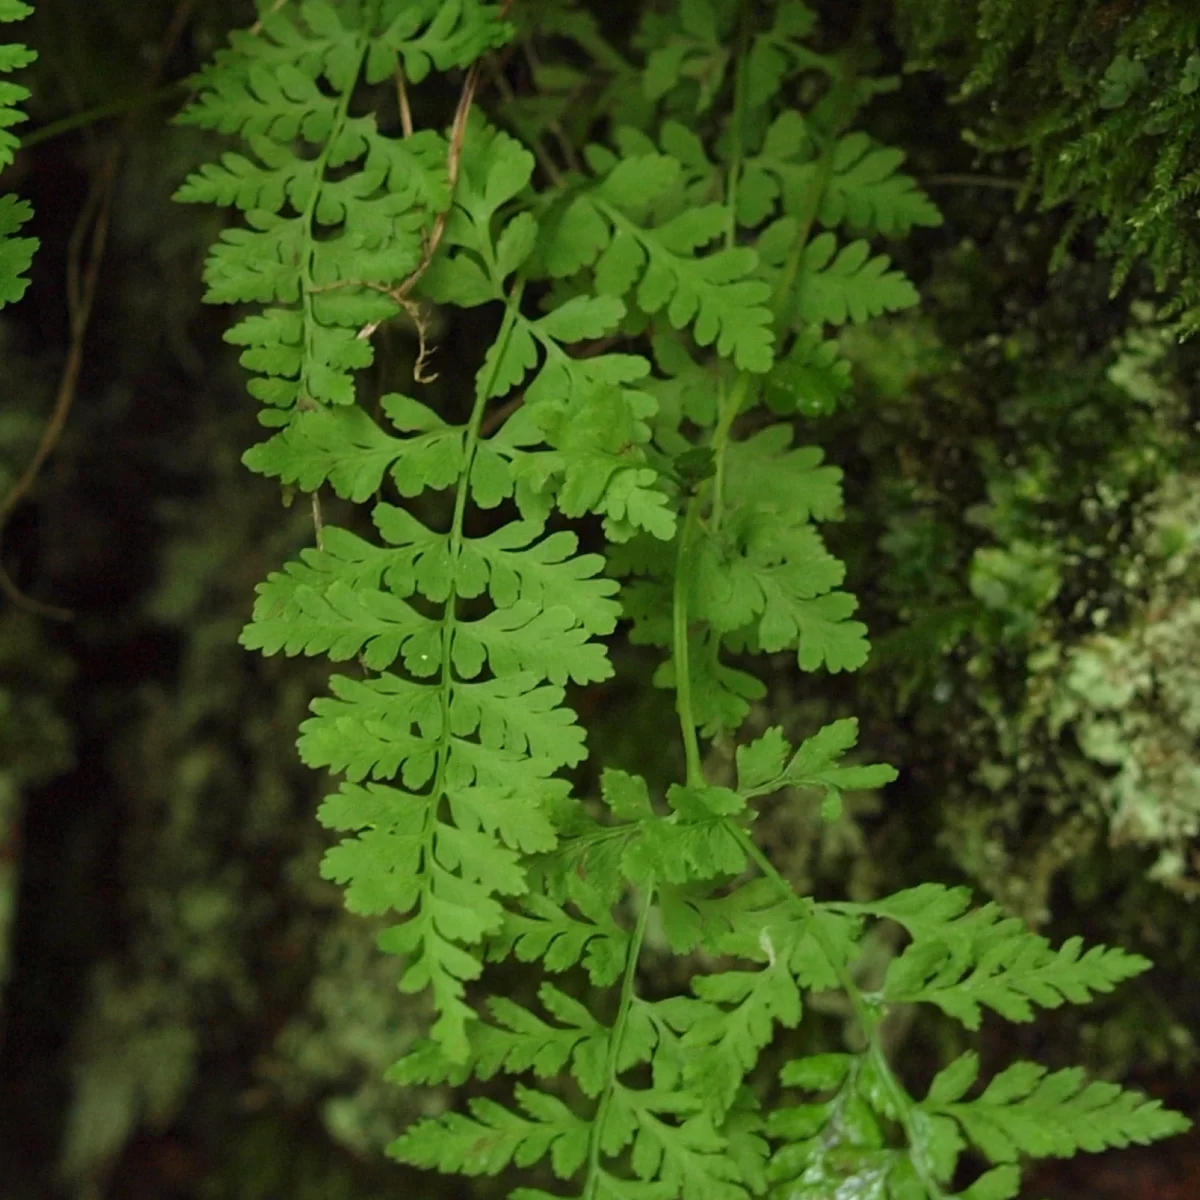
xmin=177 ymin=2 xmax=1190 ymax=1199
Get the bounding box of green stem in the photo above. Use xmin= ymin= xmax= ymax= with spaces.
xmin=437 ymin=282 xmax=524 ymax=757
xmin=770 ymin=63 xmax=859 ymax=327
xmin=412 ymin=282 xmax=526 ymax=1010
xmin=732 ymin=828 xmax=946 ymax=1200
xmin=452 ymin=282 xmax=524 ymax=554
xmin=668 ymin=20 xmax=941 ymax=1200
xmin=709 ymin=55 xmax=860 ymax=536
xmin=582 ymin=882 xmax=656 ymax=1200
xmin=724 ymin=19 xmax=751 ymax=249
xmin=703 ymin=20 xmax=755 ymax=533
xmin=672 ymin=497 xmax=705 ymax=787
xmin=18 ymin=81 xmax=187 ymax=151
xmin=708 ymin=372 xmax=750 ymax=532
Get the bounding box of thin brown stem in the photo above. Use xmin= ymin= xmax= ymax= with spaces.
xmin=388 ymin=0 xmax=517 ymax=303
xmin=249 ymin=0 xmax=286 ymax=37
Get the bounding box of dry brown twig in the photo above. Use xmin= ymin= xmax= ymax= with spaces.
xmin=356 ymin=0 xmax=519 ymax=363
xmin=249 ymin=0 xmax=288 ymax=38
xmin=329 ymin=2 xmax=517 ymax=558
xmin=394 ymin=65 xmax=414 ymax=139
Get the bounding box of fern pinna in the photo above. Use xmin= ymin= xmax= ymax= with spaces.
xmin=0 ymin=0 xmax=37 ymax=311
xmin=177 ymin=2 xmax=1189 ymax=1198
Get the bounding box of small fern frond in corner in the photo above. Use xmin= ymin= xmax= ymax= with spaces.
xmin=0 ymin=0 xmax=37 ymax=310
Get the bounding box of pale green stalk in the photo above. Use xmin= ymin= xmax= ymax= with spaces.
xmin=582 ymin=882 xmax=656 ymax=1200
xmin=734 ymin=829 xmax=948 ymax=1200
xmin=420 ymin=281 xmax=527 ymax=925
xmin=670 ymin=38 xmax=949 ymax=1199
xmin=672 ymin=496 xmax=706 ymax=786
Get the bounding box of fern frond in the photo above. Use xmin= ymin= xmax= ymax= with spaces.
xmin=187 ymin=1 xmax=1191 ymax=1193
xmin=181 ymin=5 xmax=623 ymax=1063
xmin=761 ymin=326 xmax=852 ymax=417
xmin=615 ymin=419 xmax=866 ymax=736
xmin=711 ymin=428 xmax=869 ymax=675
xmin=393 ymin=984 xmax=611 ymax=1092
xmin=0 ymin=0 xmax=36 ymax=309
xmin=418 ymin=121 xmax=679 ymax=544
xmin=493 ymin=882 xmax=631 ymax=984
xmin=175 ymin=4 xmax=449 ymax=414
xmin=642 ymin=0 xmax=731 ymax=113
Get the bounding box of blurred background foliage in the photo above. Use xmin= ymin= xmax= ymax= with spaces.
xmin=1 ymin=0 xmax=1199 ymax=1197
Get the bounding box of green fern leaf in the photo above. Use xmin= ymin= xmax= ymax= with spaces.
xmin=821 ymin=131 xmax=944 ymax=236
xmin=494 ymin=883 xmax=631 ymax=986
xmin=504 ymin=387 xmax=676 ymax=543
xmin=176 ymin=5 xmax=452 ymax=416
xmin=240 ymin=573 xmax=433 ymax=670
xmin=0 ymin=193 xmax=34 ymax=307
xmin=880 ymin=914 xmax=1151 ymax=1030
xmin=624 ymin=805 xmax=747 ymax=887
xmin=762 ymin=325 xmax=852 ymax=417
xmin=791 ymin=230 xmax=920 ymax=326
xmin=471 ymin=520 xmax=622 ymax=635
xmin=195 ymin=44 xmax=616 ymax=1062
xmin=745 ymin=0 xmax=821 ymax=108
xmin=652 ymin=957 xmax=802 ymax=1116
xmin=781 ymin=718 xmax=898 ymax=795
xmin=242 ymin=400 xmax=464 ymax=497
xmin=391 ymin=1084 xmax=590 ymax=1176
xmin=643 ymin=0 xmax=729 ymax=112
xmin=371 ymin=0 xmax=514 ymax=85
xmin=188 ymin=3 xmax=1191 ymax=1190
xmin=317 ymin=782 xmax=512 ymax=1059
xmin=922 ymin=1054 xmax=1192 ymax=1162
xmin=392 ymin=983 xmax=612 ymax=1096
xmin=736 ymin=718 xmax=897 ymax=808
xmin=0 ymin=0 xmax=35 ymax=309
xmin=545 ymin=151 xmax=776 ymax=371
xmin=298 ymin=670 xmax=588 ymax=785
xmin=0 ymin=0 xmax=35 ymax=166
xmin=723 ymin=426 xmax=844 ymax=522
xmin=623 ymin=1104 xmax=748 ymax=1200
xmin=839 ymin=886 xmax=1151 ymax=1029
xmin=961 ymin=1166 xmax=1022 ymax=1200
xmin=426 ymin=126 xmax=678 ymax=544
